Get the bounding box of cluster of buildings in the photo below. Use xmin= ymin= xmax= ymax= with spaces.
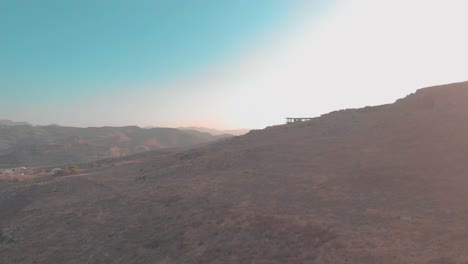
xmin=0 ymin=166 xmax=28 ymax=176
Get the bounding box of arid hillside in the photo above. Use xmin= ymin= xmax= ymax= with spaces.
xmin=179 ymin=127 xmax=250 ymax=136
xmin=0 ymin=125 xmax=228 ymax=168
xmin=1 ymin=81 xmax=468 ymax=263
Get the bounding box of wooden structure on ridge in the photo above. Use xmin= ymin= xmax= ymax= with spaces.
xmin=286 ymin=117 xmax=314 ymax=124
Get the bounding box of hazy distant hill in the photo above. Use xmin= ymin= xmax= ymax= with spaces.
xmin=0 ymin=119 xmax=32 ymax=126
xmin=0 ymin=125 xmax=227 ymax=168
xmin=179 ymin=126 xmax=250 ymax=136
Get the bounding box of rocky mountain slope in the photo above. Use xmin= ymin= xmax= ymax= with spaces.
xmin=0 ymin=125 xmax=228 ymax=168
xmin=1 ymin=81 xmax=468 ymax=263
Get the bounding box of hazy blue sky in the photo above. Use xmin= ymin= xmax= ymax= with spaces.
xmin=1 ymin=1 xmax=467 ymax=129
xmin=1 ymin=1 xmax=306 ymax=101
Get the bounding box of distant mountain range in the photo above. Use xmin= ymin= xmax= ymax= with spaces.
xmin=178 ymin=126 xmax=250 ymax=136
xmin=0 ymin=119 xmax=32 ymax=126
xmin=0 ymin=123 xmax=230 ymax=168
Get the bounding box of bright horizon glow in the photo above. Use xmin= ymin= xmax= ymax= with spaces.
xmin=2 ymin=0 xmax=468 ymax=129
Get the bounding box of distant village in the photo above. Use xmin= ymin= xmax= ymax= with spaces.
xmin=0 ymin=166 xmax=79 ymax=177
xmin=0 ymin=166 xmax=30 ymax=176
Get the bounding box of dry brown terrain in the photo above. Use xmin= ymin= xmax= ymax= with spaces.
xmin=0 ymin=125 xmax=228 ymax=168
xmin=2 ymin=81 xmax=468 ymax=263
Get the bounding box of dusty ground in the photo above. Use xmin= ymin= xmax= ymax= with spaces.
xmin=2 ymin=82 xmax=468 ymax=263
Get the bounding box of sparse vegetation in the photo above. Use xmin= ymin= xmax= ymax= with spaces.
xmin=0 ymin=230 xmax=15 ymax=244
xmin=53 ymin=169 xmax=70 ymax=176
xmin=53 ymin=165 xmax=79 ymax=176
xmin=69 ymin=165 xmax=80 ymax=174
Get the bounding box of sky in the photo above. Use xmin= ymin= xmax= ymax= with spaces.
xmin=1 ymin=0 xmax=468 ymax=129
